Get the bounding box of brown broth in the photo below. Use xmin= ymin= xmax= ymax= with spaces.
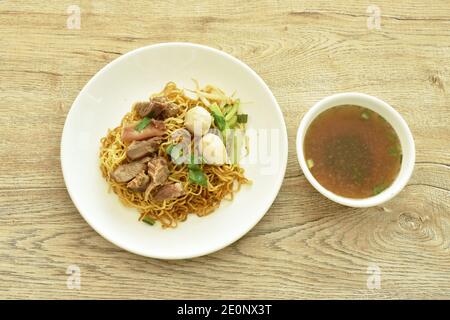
xmin=303 ymin=105 xmax=402 ymax=198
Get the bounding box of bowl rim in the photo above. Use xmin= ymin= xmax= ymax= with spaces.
xmin=296 ymin=92 xmax=415 ymax=207
xmin=60 ymin=42 xmax=288 ymax=259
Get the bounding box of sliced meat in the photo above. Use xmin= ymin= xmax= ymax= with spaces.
xmin=153 ymin=183 xmax=185 ymax=201
xmin=138 ymin=97 xmax=165 ymax=118
xmin=122 ymin=119 xmax=166 ymax=143
xmin=148 ymin=157 xmax=170 ymax=185
xmin=126 ymin=170 xmax=150 ymax=192
xmin=136 ymin=96 xmax=180 ymax=119
xmin=134 ymin=101 xmax=152 ymax=118
xmin=126 ymin=137 xmax=163 ymax=160
xmin=160 ymin=101 xmax=180 ymax=119
xmin=110 ymin=157 xmax=150 ymax=183
xmin=144 ymin=157 xmax=170 ymax=200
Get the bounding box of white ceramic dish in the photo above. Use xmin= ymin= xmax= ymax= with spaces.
xmin=296 ymin=93 xmax=415 ymax=207
xmin=61 ymin=43 xmax=288 ymax=259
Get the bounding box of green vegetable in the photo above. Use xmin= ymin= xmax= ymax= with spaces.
xmin=361 ymin=111 xmax=370 ymax=120
xmin=224 ymin=100 xmax=239 ymax=121
xmin=227 ymin=114 xmax=237 ymax=128
xmin=187 ymin=154 xmax=207 ymax=186
xmin=222 ymin=104 xmax=232 ymax=115
xmin=236 ymin=114 xmax=248 ymax=123
xmin=306 ymin=159 xmax=314 ymax=169
xmin=188 ymin=163 xmax=199 ymax=170
xmin=166 ymin=144 xmax=184 ymax=162
xmin=188 ymin=167 xmax=208 ymax=186
xmin=166 ymin=144 xmax=174 ymax=156
xmin=387 ymin=133 xmax=397 ymax=142
xmin=209 ymin=103 xmax=223 ymax=116
xmin=142 ymin=216 xmax=155 ymax=225
xmin=388 ymin=146 xmax=401 ymax=158
xmin=135 ymin=116 xmax=151 ymax=132
xmin=188 ymin=156 xmax=200 ymax=170
xmin=373 ymin=184 xmax=386 ymax=195
xmin=212 ymin=111 xmax=226 ymax=131
xmin=188 ymin=154 xmax=204 ymax=168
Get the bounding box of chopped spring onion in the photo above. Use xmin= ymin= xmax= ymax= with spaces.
xmin=188 ymin=167 xmax=208 ymax=186
xmin=361 ymin=111 xmax=370 ymax=120
xmin=135 ymin=116 xmax=151 ymax=132
xmin=166 ymin=144 xmax=184 ymax=162
xmin=187 ymin=154 xmax=200 ymax=169
xmin=306 ymin=159 xmax=314 ymax=169
xmin=142 ymin=216 xmax=155 ymax=225
xmin=388 ymin=146 xmax=401 ymax=158
xmin=165 ymin=144 xmax=174 ymax=155
xmin=188 ymin=153 xmax=205 ymax=168
xmin=188 ymin=163 xmax=199 ymax=170
xmin=373 ymin=184 xmax=386 ymax=195
xmin=209 ymin=103 xmax=223 ymax=116
xmin=224 ymin=100 xmax=239 ymax=121
xmin=227 ymin=114 xmax=237 ymax=128
xmin=222 ymin=104 xmax=232 ymax=115
xmin=212 ymin=111 xmax=226 ymax=131
xmin=236 ymin=114 xmax=248 ymax=123
xmin=187 ymin=154 xmax=207 ymax=186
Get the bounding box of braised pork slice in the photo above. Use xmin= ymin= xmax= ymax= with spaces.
xmin=110 ymin=157 xmax=150 ymax=183
xmin=122 ymin=119 xmax=166 ymax=143
xmin=160 ymin=100 xmax=180 ymax=119
xmin=144 ymin=157 xmax=170 ymax=200
xmin=126 ymin=137 xmax=163 ymax=160
xmin=134 ymin=101 xmax=152 ymax=118
xmin=136 ymin=97 xmax=180 ymax=119
xmin=126 ymin=170 xmax=150 ymax=192
xmin=153 ymin=183 xmax=185 ymax=201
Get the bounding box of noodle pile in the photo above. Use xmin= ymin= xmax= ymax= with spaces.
xmin=99 ymin=82 xmax=249 ymax=228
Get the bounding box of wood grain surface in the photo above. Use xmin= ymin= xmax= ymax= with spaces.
xmin=1 ymin=0 xmax=449 ymax=299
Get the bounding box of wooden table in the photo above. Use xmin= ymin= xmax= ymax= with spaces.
xmin=1 ymin=0 xmax=449 ymax=299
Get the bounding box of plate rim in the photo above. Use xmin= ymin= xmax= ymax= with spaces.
xmin=60 ymin=42 xmax=288 ymax=259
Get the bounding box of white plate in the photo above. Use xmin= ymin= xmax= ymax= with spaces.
xmin=61 ymin=43 xmax=288 ymax=259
